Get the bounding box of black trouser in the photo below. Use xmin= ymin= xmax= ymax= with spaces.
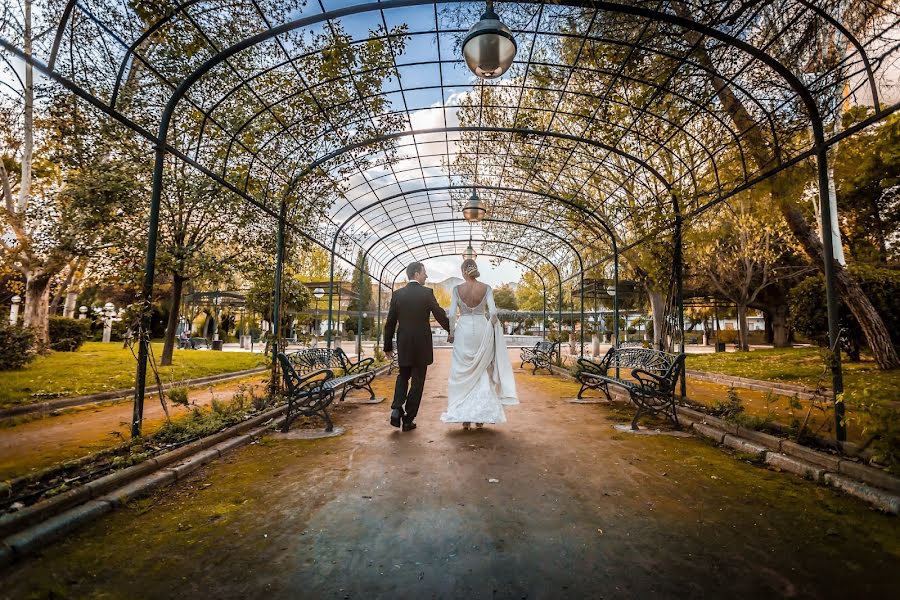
xmin=392 ymin=365 xmax=428 ymax=422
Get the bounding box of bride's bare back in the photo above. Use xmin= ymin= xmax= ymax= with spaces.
xmin=457 ymin=281 xmax=488 ymax=308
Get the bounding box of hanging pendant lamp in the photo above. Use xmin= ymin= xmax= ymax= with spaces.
xmin=462 ymin=1 xmax=517 ymax=79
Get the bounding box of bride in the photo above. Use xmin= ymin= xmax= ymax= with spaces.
xmin=442 ymin=259 xmax=518 ymax=429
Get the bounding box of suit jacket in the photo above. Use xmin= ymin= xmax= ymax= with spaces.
xmin=383 ymin=281 xmax=450 ymax=367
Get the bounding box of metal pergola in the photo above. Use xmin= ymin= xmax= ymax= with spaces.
xmin=3 ymin=0 xmax=898 ymax=440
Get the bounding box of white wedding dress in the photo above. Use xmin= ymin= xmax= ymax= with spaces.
xmin=441 ymin=285 xmax=518 ymax=424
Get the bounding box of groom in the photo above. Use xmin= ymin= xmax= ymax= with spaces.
xmin=383 ymin=262 xmax=450 ymax=431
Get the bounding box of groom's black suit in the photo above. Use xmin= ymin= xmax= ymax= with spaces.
xmin=383 ymin=281 xmax=450 ymax=422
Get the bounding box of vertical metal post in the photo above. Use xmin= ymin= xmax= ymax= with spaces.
xmin=541 ymin=278 xmax=547 ymax=341
xmin=132 ymin=142 xmax=165 ymax=439
xmin=356 ymin=254 xmax=365 ymax=356
xmin=557 ymin=278 xmax=563 ymax=366
xmin=337 ymin=279 xmax=342 ymax=344
xmin=613 ymin=252 xmax=619 ymax=348
xmin=326 ymin=239 xmax=338 ymax=349
xmin=271 ymin=201 xmax=286 ymax=386
xmin=674 ymin=215 xmax=686 ymax=399
xmin=815 ymin=143 xmax=846 ymax=440
xmin=579 ymin=271 xmax=585 ymax=358
xmin=376 ymin=282 xmax=383 ymax=348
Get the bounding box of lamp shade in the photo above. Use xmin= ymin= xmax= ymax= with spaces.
xmin=313 ymin=287 xmax=324 ymax=299
xmin=462 ymin=242 xmax=477 ymax=261
xmin=462 ymin=5 xmax=517 ymax=79
xmin=606 ymin=286 xmax=617 ymax=296
xmin=462 ymin=190 xmax=487 ymax=222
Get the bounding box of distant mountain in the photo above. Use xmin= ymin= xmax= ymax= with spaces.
xmin=430 ymin=277 xmax=463 ymax=293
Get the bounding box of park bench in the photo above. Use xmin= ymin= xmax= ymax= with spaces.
xmin=277 ymin=353 xmax=338 ymax=432
xmin=575 ymin=346 xmax=685 ymax=430
xmin=179 ymin=337 xmax=210 ymax=350
xmin=286 ymin=347 xmax=377 ymax=403
xmin=387 ymin=338 xmax=398 ymax=374
xmin=519 ymin=341 xmax=560 ymax=374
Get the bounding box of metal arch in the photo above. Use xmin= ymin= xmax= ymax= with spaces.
xmin=128 ymin=0 xmax=827 ymax=176
xmin=326 ymin=215 xmax=588 ymax=348
xmin=363 ymin=218 xmax=587 ymax=275
xmin=796 ymin=0 xmax=880 ymax=110
xmin=323 ymin=183 xmax=622 ymax=353
xmin=323 ymin=183 xmax=620 ymax=256
xmin=292 ymin=125 xmax=673 ymax=193
xmin=345 ymin=216 xmax=589 ymax=354
xmin=19 ymin=0 xmax=882 ymax=440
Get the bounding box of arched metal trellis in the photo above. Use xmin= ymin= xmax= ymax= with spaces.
xmin=3 ymin=0 xmax=899 ymax=440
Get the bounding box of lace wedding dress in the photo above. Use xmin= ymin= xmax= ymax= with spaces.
xmin=441 ymin=285 xmax=518 ymax=424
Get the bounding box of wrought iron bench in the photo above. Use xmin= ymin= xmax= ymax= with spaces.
xmin=286 ymin=347 xmax=377 ymax=403
xmin=277 ymin=353 xmax=337 ymax=432
xmin=576 ymin=346 xmax=685 ymax=430
xmin=519 ymin=341 xmax=560 ymax=374
xmin=187 ymin=337 xmax=210 ymax=349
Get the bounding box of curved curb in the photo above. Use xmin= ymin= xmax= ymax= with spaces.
xmin=0 ymin=367 xmax=268 ymax=420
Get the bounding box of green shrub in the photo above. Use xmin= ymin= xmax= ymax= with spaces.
xmin=166 ymin=386 xmax=189 ymax=407
xmin=716 ymin=330 xmax=738 ymax=344
xmin=789 ymin=265 xmax=900 ymax=358
xmin=48 ymin=317 xmax=92 ymax=352
xmin=0 ymin=322 xmax=36 ymax=370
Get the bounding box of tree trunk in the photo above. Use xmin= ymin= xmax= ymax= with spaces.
xmin=159 ymin=273 xmax=184 ymax=366
xmin=646 ymin=285 xmax=666 ymax=350
xmin=771 ymin=303 xmax=791 ymax=348
xmin=63 ymin=290 xmax=79 ymax=318
xmin=23 ymin=270 xmax=51 ymax=347
xmin=672 ymin=0 xmax=900 ymax=370
xmin=777 ymin=192 xmax=899 ymax=368
xmin=736 ymin=303 xmax=750 ymax=352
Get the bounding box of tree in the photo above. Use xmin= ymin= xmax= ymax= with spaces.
xmin=345 ymin=250 xmax=373 ymax=335
xmin=492 ymin=284 xmax=518 ymax=310
xmin=834 ymin=111 xmax=900 ymax=263
xmin=690 ymin=199 xmax=797 ymax=351
xmin=671 ymin=1 xmax=899 ymax=369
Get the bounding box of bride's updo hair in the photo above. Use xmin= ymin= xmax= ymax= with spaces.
xmin=461 ymin=259 xmax=480 ymax=279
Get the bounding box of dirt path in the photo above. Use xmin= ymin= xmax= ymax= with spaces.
xmin=0 ymin=374 xmax=267 ymax=481
xmin=2 ymin=350 xmax=898 ymax=598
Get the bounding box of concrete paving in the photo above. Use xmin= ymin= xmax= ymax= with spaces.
xmin=1 ymin=349 xmax=897 ymax=599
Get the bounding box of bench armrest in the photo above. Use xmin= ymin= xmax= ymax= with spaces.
xmin=346 ymin=357 xmax=375 ymax=373
xmin=576 ymin=357 xmax=607 ymax=376
xmin=631 ymin=368 xmax=669 ymax=391
xmin=286 ymin=368 xmax=334 ymax=397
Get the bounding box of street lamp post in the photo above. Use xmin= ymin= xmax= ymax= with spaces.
xmin=9 ymin=295 xmax=21 ymax=325
xmin=78 ymin=305 xmax=88 ymax=320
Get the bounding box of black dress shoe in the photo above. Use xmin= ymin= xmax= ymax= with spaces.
xmin=390 ymin=409 xmax=403 ymax=428
xmin=401 ymin=421 xmax=416 ymax=432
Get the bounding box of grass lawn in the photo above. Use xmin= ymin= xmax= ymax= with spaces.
xmin=686 ymin=347 xmax=900 ymax=406
xmin=0 ymin=342 xmax=265 ymax=407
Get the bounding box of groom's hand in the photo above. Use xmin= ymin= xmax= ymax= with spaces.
xmin=385 ymin=350 xmax=394 ymax=360
xmin=447 ymin=335 xmax=454 ymax=344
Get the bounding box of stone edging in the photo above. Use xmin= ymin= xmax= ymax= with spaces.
xmin=676 ymin=406 xmax=900 ymax=513
xmin=0 ymin=364 xmax=393 ymax=568
xmin=0 ymin=367 xmax=269 ymax=420
xmin=686 ymin=369 xmax=824 ymax=400
xmin=547 ymin=365 xmax=899 ymax=513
